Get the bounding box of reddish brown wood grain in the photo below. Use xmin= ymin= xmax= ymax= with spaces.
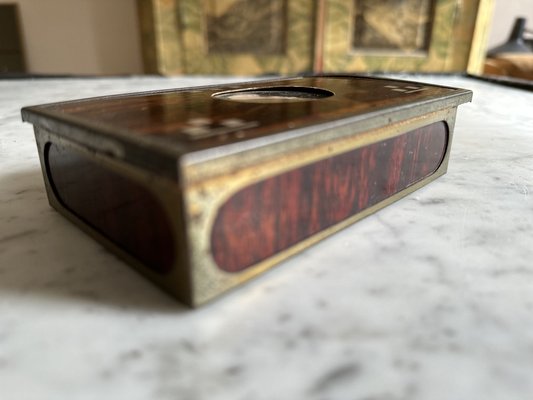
xmin=211 ymin=121 xmax=448 ymax=272
xmin=29 ymin=77 xmax=459 ymax=154
xmin=45 ymin=143 xmax=175 ymax=273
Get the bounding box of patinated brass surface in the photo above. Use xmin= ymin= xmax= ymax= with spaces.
xmin=22 ymin=76 xmax=472 ymax=306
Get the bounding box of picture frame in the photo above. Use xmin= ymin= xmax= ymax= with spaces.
xmin=138 ymin=0 xmax=315 ymax=75
xmin=138 ymin=0 xmax=494 ymax=75
xmin=319 ymin=0 xmax=494 ymax=74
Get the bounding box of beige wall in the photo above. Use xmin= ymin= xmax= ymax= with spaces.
xmin=1 ymin=0 xmax=143 ymax=75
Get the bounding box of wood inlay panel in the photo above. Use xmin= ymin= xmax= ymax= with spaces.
xmin=211 ymin=121 xmax=448 ymax=272
xmin=45 ymin=143 xmax=175 ymax=273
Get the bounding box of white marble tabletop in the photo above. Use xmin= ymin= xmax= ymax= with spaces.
xmin=1 ymin=75 xmax=533 ymax=400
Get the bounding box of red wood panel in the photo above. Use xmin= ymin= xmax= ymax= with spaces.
xmin=211 ymin=121 xmax=448 ymax=272
xmin=45 ymin=143 xmax=175 ymax=273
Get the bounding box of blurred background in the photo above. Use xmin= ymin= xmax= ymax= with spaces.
xmin=0 ymin=0 xmax=531 ymax=79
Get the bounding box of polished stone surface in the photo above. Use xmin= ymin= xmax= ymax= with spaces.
xmin=1 ymin=75 xmax=533 ymax=399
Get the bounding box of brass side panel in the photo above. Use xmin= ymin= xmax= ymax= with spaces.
xmin=33 ymin=127 xmax=194 ymax=305
xmin=183 ymin=108 xmax=458 ymax=306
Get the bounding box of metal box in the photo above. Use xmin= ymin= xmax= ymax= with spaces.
xmin=21 ymin=76 xmax=472 ymax=306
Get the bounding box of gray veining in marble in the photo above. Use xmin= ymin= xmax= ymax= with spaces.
xmin=1 ymin=75 xmax=533 ymax=400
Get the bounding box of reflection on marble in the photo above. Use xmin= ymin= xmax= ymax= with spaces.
xmin=1 ymin=75 xmax=533 ymax=399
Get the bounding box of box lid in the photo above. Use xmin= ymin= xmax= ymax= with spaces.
xmin=21 ymin=76 xmax=472 ymax=180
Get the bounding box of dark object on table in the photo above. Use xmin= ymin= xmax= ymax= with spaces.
xmin=488 ymin=17 xmax=531 ymax=56
xmin=21 ymin=76 xmax=471 ymax=306
xmin=485 ymin=18 xmax=533 ymax=81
